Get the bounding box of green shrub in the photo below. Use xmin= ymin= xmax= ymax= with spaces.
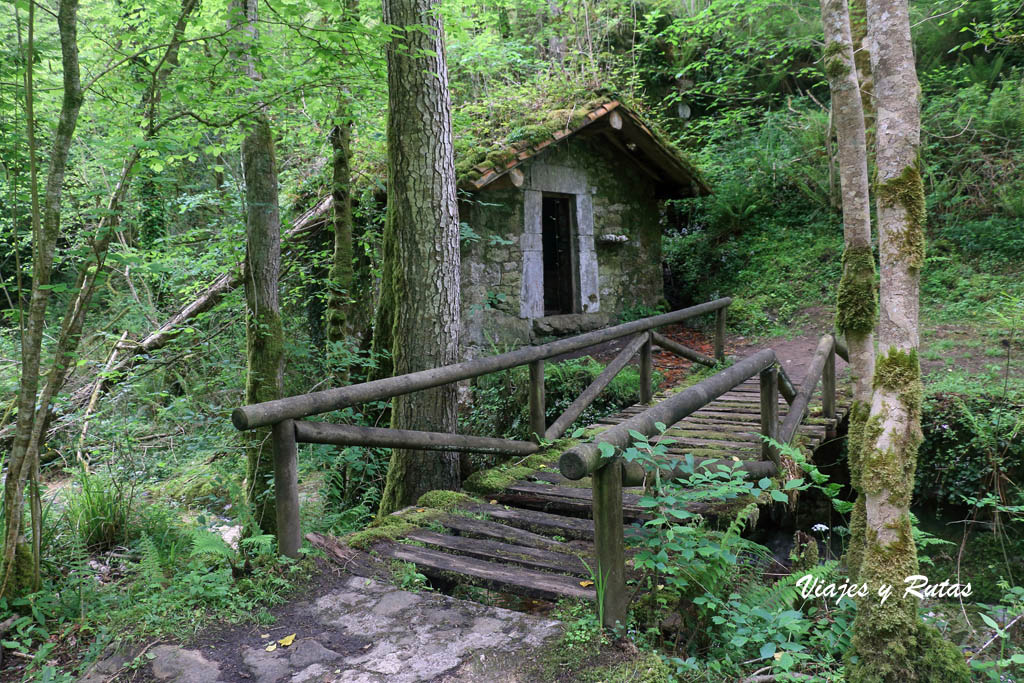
xmin=64 ymin=467 xmax=136 ymax=552
xmin=916 ymin=392 xmax=1024 ymax=507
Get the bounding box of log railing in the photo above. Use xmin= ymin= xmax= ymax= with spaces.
xmin=232 ymin=297 xmax=733 ymax=558
xmin=558 ymin=333 xmax=843 ymax=629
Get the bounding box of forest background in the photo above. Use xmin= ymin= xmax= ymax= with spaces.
xmin=0 ymin=0 xmax=1022 ymax=679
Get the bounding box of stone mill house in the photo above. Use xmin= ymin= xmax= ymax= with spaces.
xmin=456 ymin=100 xmax=709 ymax=355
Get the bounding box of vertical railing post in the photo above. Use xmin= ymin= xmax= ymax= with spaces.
xmin=529 ymin=359 xmax=545 ymax=443
xmin=593 ymin=459 xmax=626 ymax=630
xmin=715 ymin=306 xmax=727 ymax=363
xmin=272 ymin=418 xmax=301 ymax=558
xmin=823 ymin=344 xmax=836 ymax=419
xmin=639 ymin=332 xmax=653 ymax=404
xmin=760 ymin=365 xmax=781 ymax=469
xmin=823 ymin=342 xmax=836 ymax=436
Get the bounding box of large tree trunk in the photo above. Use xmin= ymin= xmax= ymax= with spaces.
xmin=847 ymin=1 xmax=968 ymax=680
xmin=819 ymin=0 xmax=876 ymax=582
xmin=2 ymin=0 xmax=84 ymax=598
xmin=376 ymin=0 xmax=461 ymax=516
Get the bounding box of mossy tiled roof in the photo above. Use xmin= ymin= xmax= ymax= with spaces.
xmin=454 ymin=99 xmax=710 ymax=198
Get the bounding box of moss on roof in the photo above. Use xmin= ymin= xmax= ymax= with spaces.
xmin=450 ymin=78 xmax=707 ymax=192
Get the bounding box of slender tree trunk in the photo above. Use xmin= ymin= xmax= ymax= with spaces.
xmin=847 ymin=1 xmax=968 ymax=679
xmin=231 ymin=0 xmax=284 ymax=534
xmin=241 ymin=114 xmax=284 ymax=534
xmin=376 ymin=0 xmax=461 ymax=515
xmin=849 ymin=0 xmax=874 ymax=146
xmin=2 ymin=0 xmax=84 ymax=598
xmin=15 ymin=0 xmax=198 ymax=489
xmin=326 ymin=94 xmax=354 ymax=375
xmin=819 ymin=0 xmax=876 ymax=582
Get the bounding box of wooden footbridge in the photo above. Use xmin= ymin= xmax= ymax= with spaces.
xmin=232 ymin=298 xmax=851 ymax=628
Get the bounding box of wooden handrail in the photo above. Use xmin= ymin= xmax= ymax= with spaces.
xmin=232 ymin=297 xmax=732 ymax=430
xmin=293 ymin=421 xmax=539 ymax=456
xmin=778 ymin=334 xmax=836 ymax=445
xmin=544 ymin=333 xmax=648 ymax=442
xmin=232 ymin=298 xmax=733 ymax=559
xmin=566 ymin=334 xmax=840 ymax=630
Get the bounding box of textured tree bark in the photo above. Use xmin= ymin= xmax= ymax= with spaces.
xmin=232 ymin=0 xmax=285 ymax=534
xmin=376 ymin=0 xmax=461 ymax=516
xmin=2 ymin=0 xmax=84 ymax=598
xmin=849 ymin=0 xmax=874 ymax=146
xmin=819 ymin=0 xmax=876 ymax=582
xmin=241 ymin=115 xmax=285 ymax=535
xmin=847 ymin=1 xmax=968 ymax=679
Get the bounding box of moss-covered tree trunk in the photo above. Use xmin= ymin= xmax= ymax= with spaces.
xmin=232 ymin=0 xmax=284 ymax=534
xmin=819 ymin=0 xmax=876 ymax=582
xmin=375 ymin=0 xmax=461 ymax=516
xmin=241 ymin=115 xmax=284 ymax=535
xmin=847 ymin=1 xmax=968 ymax=679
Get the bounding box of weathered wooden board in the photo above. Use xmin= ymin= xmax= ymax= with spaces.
xmin=373 ymin=541 xmax=597 ymax=601
xmin=431 ymin=514 xmax=571 ymax=552
xmin=403 ymin=528 xmax=591 ymax=576
xmin=465 ymin=502 xmax=595 ymax=540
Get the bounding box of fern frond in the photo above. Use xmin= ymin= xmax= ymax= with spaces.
xmin=138 ymin=534 xmax=167 ymax=588
xmin=190 ymin=529 xmax=235 ymax=559
xmin=741 ymin=560 xmax=840 ymax=611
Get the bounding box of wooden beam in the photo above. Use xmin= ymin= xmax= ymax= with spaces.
xmin=545 ymin=333 xmax=647 ymax=441
xmin=234 ymin=298 xmax=732 ymax=429
xmin=559 ymin=349 xmax=777 ymax=480
xmin=778 ymin=335 xmax=835 ymax=445
xmin=651 ymin=331 xmax=716 ymax=367
xmin=294 ymin=421 xmax=538 ymax=456
xmin=273 ymin=419 xmax=301 ymax=558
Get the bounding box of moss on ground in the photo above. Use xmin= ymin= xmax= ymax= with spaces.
xmin=344 ymin=509 xmax=439 ymax=550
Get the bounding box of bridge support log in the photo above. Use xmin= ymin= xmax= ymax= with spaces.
xmin=529 ymin=360 xmax=545 ymax=443
xmin=651 ymin=331 xmax=716 ymax=367
xmin=760 ymin=366 xmax=781 ymax=469
xmin=593 ymin=456 xmax=627 ymax=630
xmin=273 ymin=419 xmax=301 ymax=558
xmin=639 ymin=333 xmax=653 ymax=404
xmin=545 ymin=334 xmax=647 ymax=442
xmin=715 ymin=307 xmax=727 ymax=362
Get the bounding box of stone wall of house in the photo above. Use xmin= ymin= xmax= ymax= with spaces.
xmin=458 ymin=136 xmax=665 ymax=357
xmin=458 ymin=189 xmax=533 ymax=353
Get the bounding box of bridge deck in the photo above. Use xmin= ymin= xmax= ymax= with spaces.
xmin=316 ymin=377 xmax=852 ymax=604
